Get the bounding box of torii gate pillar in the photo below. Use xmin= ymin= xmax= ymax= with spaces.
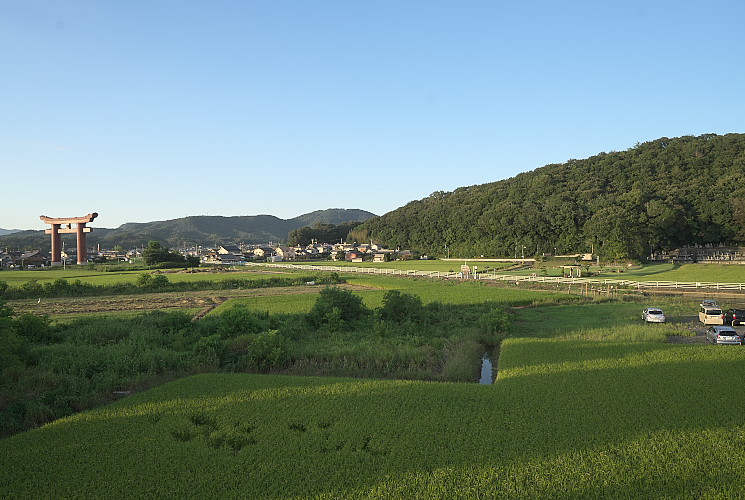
xmin=40 ymin=213 xmax=98 ymax=266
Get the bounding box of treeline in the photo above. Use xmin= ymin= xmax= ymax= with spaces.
xmin=287 ymin=221 xmax=362 ymax=246
xmin=0 ymin=287 xmax=510 ymax=436
xmin=360 ymin=133 xmax=745 ymax=261
xmin=0 ymin=273 xmax=344 ymax=300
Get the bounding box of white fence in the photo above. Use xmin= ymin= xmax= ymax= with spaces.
xmin=245 ymin=262 xmax=745 ymax=291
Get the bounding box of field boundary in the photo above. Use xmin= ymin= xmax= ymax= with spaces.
xmin=245 ymin=262 xmax=745 ymax=291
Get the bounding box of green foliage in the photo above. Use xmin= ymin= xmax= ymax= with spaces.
xmin=378 ymin=290 xmax=424 ymax=323
xmin=1 ymin=270 xmax=345 ymax=300
xmin=211 ymin=306 xmax=270 ymax=338
xmin=287 ymin=221 xmax=361 ymax=246
xmin=307 ymin=286 xmax=371 ymax=327
xmin=136 ymin=273 xmax=170 ymax=289
xmin=13 ymin=313 xmax=54 ymax=343
xmin=0 ymin=301 xmax=23 ymax=381
xmin=19 ymin=279 xmax=43 ymax=296
xmin=142 ymin=241 xmax=193 ymax=267
xmin=361 ymin=133 xmax=745 ymax=259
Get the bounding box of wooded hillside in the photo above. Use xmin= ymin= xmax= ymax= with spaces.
xmin=359 ymin=133 xmax=745 ymax=260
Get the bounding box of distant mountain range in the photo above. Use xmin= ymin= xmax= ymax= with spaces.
xmin=0 ymin=209 xmax=376 ymax=250
xmin=0 ymin=229 xmax=21 ymax=236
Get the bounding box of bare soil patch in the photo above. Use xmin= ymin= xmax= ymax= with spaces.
xmin=8 ymin=284 xmax=373 ymax=317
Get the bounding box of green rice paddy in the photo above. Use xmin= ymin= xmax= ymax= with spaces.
xmin=2 ymin=265 xmax=745 ymax=498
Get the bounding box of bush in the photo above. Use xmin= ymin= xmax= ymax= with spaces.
xmin=19 ymin=280 xmax=43 ymax=296
xmin=378 ymin=290 xmax=424 ymax=324
xmin=477 ymin=307 xmax=510 ymax=345
xmin=307 ymin=287 xmax=370 ymax=327
xmin=214 ymin=307 xmax=270 ymax=339
xmin=14 ymin=313 xmax=55 ymax=344
xmin=136 ymin=273 xmax=170 ymax=289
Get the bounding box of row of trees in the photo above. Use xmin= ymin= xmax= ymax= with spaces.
xmin=142 ymin=241 xmax=199 ymax=267
xmin=287 ymin=221 xmax=362 ymax=247
xmin=361 ymin=133 xmax=745 ymax=261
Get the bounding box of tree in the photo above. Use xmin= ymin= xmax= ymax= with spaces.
xmin=307 ymin=287 xmax=370 ymax=327
xmin=142 ymin=241 xmax=195 ymax=267
xmin=378 ymin=290 xmax=424 ymax=323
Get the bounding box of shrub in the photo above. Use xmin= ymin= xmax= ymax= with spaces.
xmin=307 ymin=287 xmax=370 ymax=327
xmin=14 ymin=313 xmax=55 ymax=344
xmin=477 ymin=307 xmax=510 ymax=345
xmin=19 ymin=280 xmax=43 ymax=296
xmin=136 ymin=273 xmax=170 ymax=289
xmin=214 ymin=307 xmax=270 ymax=339
xmin=378 ymin=290 xmax=424 ymax=324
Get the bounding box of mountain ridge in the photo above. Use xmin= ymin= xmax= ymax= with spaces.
xmin=0 ymin=208 xmax=376 ymax=250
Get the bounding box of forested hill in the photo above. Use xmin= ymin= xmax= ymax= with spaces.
xmin=0 ymin=209 xmax=376 ymax=250
xmin=357 ymin=133 xmax=745 ymax=260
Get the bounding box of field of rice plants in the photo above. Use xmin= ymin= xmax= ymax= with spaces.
xmin=3 ymin=341 xmax=745 ymax=499
xmin=4 ymin=289 xmax=745 ymax=498
xmin=216 ymin=275 xmax=579 ymax=315
xmin=0 ymin=268 xmax=292 ymax=287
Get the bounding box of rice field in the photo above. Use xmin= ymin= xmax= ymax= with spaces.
xmin=3 ymin=267 xmax=745 ymax=497
xmin=214 ymin=275 xmax=578 ymax=315
xmin=3 ymin=337 xmax=745 ymax=499
xmin=0 ymin=268 xmax=292 ymax=287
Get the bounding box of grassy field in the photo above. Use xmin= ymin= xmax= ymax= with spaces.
xmin=213 ymin=275 xmax=578 ymax=315
xmin=4 ymin=262 xmax=745 ymax=289
xmin=3 ymin=336 xmax=744 ymax=498
xmin=508 ymin=262 xmax=745 ymax=282
xmin=0 ymin=268 xmax=292 ymax=286
xmin=293 ymin=259 xmax=516 ymax=273
xmin=3 ymin=267 xmax=745 ymax=497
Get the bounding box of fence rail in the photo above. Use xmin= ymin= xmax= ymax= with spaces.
xmin=245 ymin=262 xmax=745 ymax=291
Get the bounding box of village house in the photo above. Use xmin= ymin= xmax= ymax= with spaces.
xmin=218 ymin=245 xmax=242 ymax=255
xmin=373 ymin=249 xmax=395 ymax=262
xmin=17 ymin=250 xmax=48 ymax=268
xmin=274 ymin=246 xmax=296 ymax=261
xmin=346 ymin=250 xmax=365 ymax=263
xmin=251 ymin=247 xmax=274 ymax=260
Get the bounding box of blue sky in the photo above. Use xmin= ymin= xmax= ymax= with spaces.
xmin=2 ymin=1 xmax=744 ymax=230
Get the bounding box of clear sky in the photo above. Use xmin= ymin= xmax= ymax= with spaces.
xmin=2 ymin=1 xmax=744 ymax=230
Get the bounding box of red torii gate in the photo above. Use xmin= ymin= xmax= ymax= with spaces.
xmin=40 ymin=213 xmax=98 ymax=266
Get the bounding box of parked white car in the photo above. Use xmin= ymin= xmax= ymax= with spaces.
xmin=642 ymin=308 xmax=666 ymax=323
xmin=706 ymin=326 xmax=742 ymax=345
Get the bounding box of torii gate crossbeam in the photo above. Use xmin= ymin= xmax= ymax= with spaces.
xmin=40 ymin=213 xmax=98 ymax=266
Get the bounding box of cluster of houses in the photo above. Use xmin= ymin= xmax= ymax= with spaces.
xmin=1 ymin=242 xmax=413 ymax=269
xmin=198 ymin=242 xmax=410 ymax=265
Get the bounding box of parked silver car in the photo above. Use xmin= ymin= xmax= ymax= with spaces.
xmin=706 ymin=326 xmax=742 ymax=345
xmin=642 ymin=308 xmax=666 ymax=323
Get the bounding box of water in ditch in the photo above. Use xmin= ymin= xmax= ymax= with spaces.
xmin=479 ymin=354 xmax=493 ymax=384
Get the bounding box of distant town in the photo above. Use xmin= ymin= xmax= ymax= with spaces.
xmin=0 ymin=242 xmax=419 ymax=269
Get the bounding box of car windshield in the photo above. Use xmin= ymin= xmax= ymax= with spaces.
xmin=719 ymin=330 xmax=736 ymax=336
xmin=708 ymin=310 xmax=722 ymax=315
xmin=648 ymin=310 xmax=662 ymax=314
